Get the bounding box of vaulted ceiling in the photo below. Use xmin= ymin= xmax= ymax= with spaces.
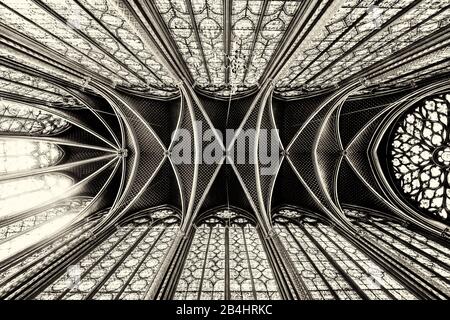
xmin=0 ymin=0 xmax=449 ymax=245
xmin=1 ymin=0 xmax=450 ymax=301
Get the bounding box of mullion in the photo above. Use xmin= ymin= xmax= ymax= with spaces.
xmin=0 ymin=76 xmax=65 ymax=98
xmin=284 ymin=224 xmax=339 ymax=300
xmin=0 ymin=222 xmax=88 ymax=288
xmin=57 ymin=227 xmax=134 ymax=300
xmin=73 ymin=0 xmax=165 ymax=87
xmin=388 ymin=223 xmax=450 ymax=259
xmin=184 ymin=0 xmax=212 ymax=83
xmin=241 ymin=0 xmax=269 ymax=84
xmin=298 ymin=223 xmax=368 ymax=299
xmin=369 ymin=40 xmax=450 ymax=82
xmin=224 ymin=224 xmax=230 ymax=300
xmin=31 ymin=0 xmax=149 ymax=86
xmin=293 ymin=223 xmax=357 ymax=299
xmin=311 ymin=0 xmax=428 ymax=85
xmin=380 ymin=57 xmax=450 ymax=86
xmin=223 ymin=0 xmax=232 ymax=85
xmin=360 ymin=223 xmax=450 ymax=285
xmin=321 ymin=4 xmax=450 ymax=84
xmin=287 ymin=1 xmax=381 ymax=86
xmin=371 ymin=222 xmax=450 ymax=272
xmin=114 ymin=226 xmax=166 ymax=300
xmin=315 ymin=225 xmax=397 ymax=300
xmin=241 ymin=225 xmax=257 ymax=300
xmin=0 ymin=5 xmax=131 ymax=85
xmin=197 ymin=224 xmax=213 ymax=300
xmin=87 ymin=226 xmax=153 ymax=299
xmin=0 ymin=39 xmax=85 ymax=83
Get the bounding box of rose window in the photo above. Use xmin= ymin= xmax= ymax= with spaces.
xmin=391 ymin=93 xmax=450 ymax=220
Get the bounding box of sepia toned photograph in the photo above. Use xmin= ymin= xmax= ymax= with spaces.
xmin=0 ymin=0 xmax=448 ymax=310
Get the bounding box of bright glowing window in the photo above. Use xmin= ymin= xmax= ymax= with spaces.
xmin=0 ymin=173 xmax=73 ymax=219
xmin=0 ymin=197 xmax=90 ymax=243
xmin=0 ymin=139 xmax=63 ymax=174
xmin=0 ymin=213 xmax=98 ymax=298
xmin=0 ymin=208 xmax=78 ymax=262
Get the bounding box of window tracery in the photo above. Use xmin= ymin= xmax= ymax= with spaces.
xmin=0 ymin=42 xmax=86 ymax=87
xmin=390 ymin=93 xmax=450 ymax=220
xmin=0 ymin=197 xmax=90 ymax=263
xmin=0 ymin=0 xmax=176 ymax=96
xmin=0 ymin=213 xmax=98 ymax=298
xmin=0 ymin=100 xmax=69 ymax=135
xmin=274 ymin=209 xmax=417 ymax=300
xmin=344 ymin=207 xmax=450 ymax=298
xmin=0 ymin=0 xmax=447 ymax=302
xmin=275 ymin=0 xmax=450 ymax=95
xmin=0 ymin=197 xmax=90 ymax=243
xmin=174 ymin=209 xmax=281 ymax=300
xmin=154 ymin=0 xmax=303 ymax=96
xmin=39 ymin=0 xmax=177 ymax=95
xmin=36 ymin=209 xmax=180 ymax=300
xmin=0 ymin=65 xmax=73 ymax=103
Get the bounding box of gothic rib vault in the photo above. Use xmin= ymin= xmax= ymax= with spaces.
xmin=0 ymin=0 xmax=449 ymax=300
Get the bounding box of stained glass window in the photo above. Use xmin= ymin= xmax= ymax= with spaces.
xmin=0 ymin=0 xmax=176 ymax=96
xmin=174 ymin=209 xmax=281 ymax=300
xmin=36 ymin=209 xmax=180 ymax=300
xmin=390 ymin=93 xmax=450 ymax=220
xmin=0 ymin=197 xmax=90 ymax=263
xmin=380 ymin=58 xmax=450 ymax=90
xmin=0 ymin=100 xmax=69 ymax=135
xmin=368 ymin=45 xmax=450 ymax=90
xmin=0 ymin=197 xmax=90 ymax=243
xmin=275 ymin=0 xmax=450 ymax=95
xmin=307 ymin=1 xmax=450 ymax=90
xmin=344 ymin=207 xmax=450 ymax=298
xmin=40 ymin=0 xmax=177 ymax=96
xmin=0 ymin=213 xmax=98 ymax=298
xmin=274 ymin=209 xmax=417 ymax=300
xmin=0 ymin=173 xmax=74 ymax=220
xmin=0 ymin=42 xmax=85 ymax=88
xmin=0 ymin=65 xmax=73 ymax=103
xmin=0 ymin=139 xmax=63 ymax=174
xmin=154 ymin=0 xmax=303 ymax=96
xmin=154 ymin=0 xmax=211 ymax=89
xmin=231 ymin=0 xmax=303 ymax=90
